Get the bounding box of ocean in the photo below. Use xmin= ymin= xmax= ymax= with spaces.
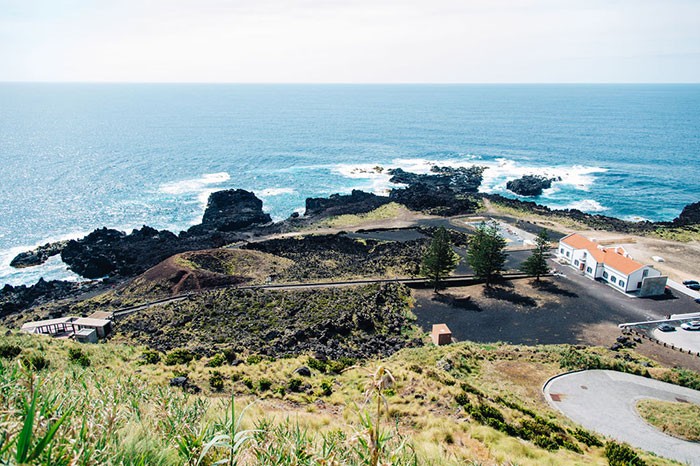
xmin=1 ymin=84 xmax=699 ymax=286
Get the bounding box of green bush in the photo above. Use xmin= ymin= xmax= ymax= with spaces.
xmin=258 ymin=378 xmax=272 ymax=392
xmin=307 ymin=357 xmax=327 ymax=373
xmin=534 ymin=435 xmax=559 ymax=451
xmin=22 ymin=353 xmax=49 ymax=370
xmin=0 ymin=344 xmax=22 ymax=359
xmin=164 ymin=348 xmax=195 ymax=366
xmin=209 ymin=371 xmax=224 ymax=392
xmin=141 ymin=349 xmax=161 ymax=364
xmin=242 ymin=377 xmax=254 ymax=389
xmin=320 ymin=379 xmax=333 ymax=396
xmin=604 ymin=441 xmax=646 ymax=466
xmin=246 ymin=354 xmax=263 ymax=365
xmin=222 ymin=348 xmax=238 ymax=364
xmin=206 ymin=353 xmax=226 ymax=368
xmin=287 ymin=378 xmax=302 ymax=392
xmin=571 ymin=428 xmax=603 ymax=447
xmin=68 ymin=347 xmax=91 ymax=367
xmin=454 ymin=393 xmax=469 ymax=407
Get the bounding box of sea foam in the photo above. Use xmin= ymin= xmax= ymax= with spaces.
xmin=159 ymin=172 xmax=231 ymax=196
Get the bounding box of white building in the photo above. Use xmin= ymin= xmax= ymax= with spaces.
xmin=558 ymin=233 xmax=663 ymax=294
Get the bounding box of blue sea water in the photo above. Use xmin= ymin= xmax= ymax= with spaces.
xmin=1 ymin=84 xmax=699 ymax=286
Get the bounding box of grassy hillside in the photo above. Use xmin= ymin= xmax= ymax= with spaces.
xmin=0 ymin=331 xmax=687 ymax=466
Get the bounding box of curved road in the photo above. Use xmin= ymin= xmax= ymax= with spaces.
xmin=544 ymin=370 xmax=700 ymax=465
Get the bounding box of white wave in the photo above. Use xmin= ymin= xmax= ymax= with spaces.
xmin=260 ymin=187 xmax=297 ymax=196
xmin=330 ymin=156 xmax=608 ymax=197
xmin=565 ymin=199 xmax=609 ymax=212
xmin=0 ymin=246 xmax=82 ymax=287
xmin=159 ymin=172 xmax=231 ymax=195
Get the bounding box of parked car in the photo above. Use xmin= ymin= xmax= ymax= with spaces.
xmin=686 ymin=283 xmax=700 ymax=291
xmin=680 ymin=321 xmax=700 ymax=331
xmin=683 ymin=280 xmax=699 ymax=286
xmin=657 ymin=323 xmax=675 ymax=332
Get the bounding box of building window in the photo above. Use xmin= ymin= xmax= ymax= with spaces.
xmin=574 ymin=260 xmax=579 ymax=266
xmin=583 ymin=251 xmax=587 ymax=258
xmin=611 ymin=276 xmax=617 ymax=284
xmin=642 ymin=269 xmax=649 ymax=277
xmin=586 ymin=267 xmax=592 ymax=273
xmin=637 ymin=282 xmax=642 ymax=288
xmin=560 ymin=248 xmax=564 ymax=254
xmin=619 ymin=281 xmax=625 ymax=288
xmin=566 ymin=251 xmax=570 ymax=257
xmin=603 ymin=271 xmax=608 ymax=279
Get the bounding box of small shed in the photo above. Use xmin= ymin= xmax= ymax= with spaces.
xmin=73 ymin=317 xmax=112 ymax=338
xmin=75 ymin=328 xmax=98 ymax=344
xmin=431 ymin=324 xmax=452 ymax=346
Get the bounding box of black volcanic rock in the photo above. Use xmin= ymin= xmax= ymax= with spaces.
xmin=10 ymin=240 xmax=68 ymax=268
xmin=0 ymin=278 xmax=101 ymax=317
xmin=506 ymin=175 xmax=557 ymax=197
xmin=673 ymin=201 xmax=700 ymax=226
xmin=386 ymin=166 xmax=485 ymax=215
xmin=304 ymin=190 xmax=391 ymax=218
xmin=61 ymin=226 xmax=182 ymax=279
xmin=199 ymin=189 xmax=271 ymax=232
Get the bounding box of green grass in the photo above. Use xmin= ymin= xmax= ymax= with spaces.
xmin=636 ymin=399 xmax=700 ymax=441
xmin=316 ymin=202 xmax=407 ymax=228
xmin=0 ymin=331 xmax=687 ymax=465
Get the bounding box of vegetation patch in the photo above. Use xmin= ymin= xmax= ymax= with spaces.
xmin=114 ymin=283 xmax=420 ymax=360
xmin=636 ymin=399 xmax=700 ymax=442
xmin=245 ymin=233 xmax=427 ymax=281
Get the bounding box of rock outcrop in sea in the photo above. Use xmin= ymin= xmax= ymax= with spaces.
xmin=506 ymin=175 xmax=558 ymax=197
xmin=9 ymin=240 xmax=69 ymax=268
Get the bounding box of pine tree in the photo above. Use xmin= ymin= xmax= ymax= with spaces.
xmin=520 ymin=229 xmax=551 ymax=281
xmin=420 ymin=227 xmax=459 ymax=291
xmin=467 ymin=221 xmax=507 ymax=287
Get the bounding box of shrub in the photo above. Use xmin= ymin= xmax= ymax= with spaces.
xmin=22 ymin=353 xmax=49 ymax=370
xmin=246 ymin=354 xmax=263 ymax=365
xmin=242 ymin=377 xmax=254 ymax=389
xmin=141 ymin=349 xmax=161 ymax=364
xmin=0 ymin=344 xmax=22 ymax=359
xmin=307 ymin=357 xmax=327 ymax=373
xmin=604 ymin=441 xmax=646 ymax=466
xmin=455 ymin=393 xmax=469 ymax=407
xmin=164 ymin=348 xmax=195 ymax=366
xmin=320 ymin=379 xmax=333 ymax=396
xmin=258 ymin=378 xmax=272 ymax=392
xmin=571 ymin=428 xmax=603 ymax=447
xmin=409 ymin=364 xmax=423 ymax=374
xmin=206 ymin=353 xmax=226 ymax=368
xmin=534 ymin=435 xmax=559 ymax=451
xmin=68 ymin=347 xmax=91 ymax=367
xmin=288 ymin=378 xmax=302 ymax=392
xmin=326 ymin=357 xmax=355 ymax=374
xmin=460 ymin=382 xmax=484 ymax=397
xmin=209 ymin=371 xmax=225 ymax=392
xmin=222 ymin=348 xmax=238 ymax=364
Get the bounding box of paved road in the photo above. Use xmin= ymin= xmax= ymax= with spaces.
xmin=544 ymin=370 xmax=700 ymax=465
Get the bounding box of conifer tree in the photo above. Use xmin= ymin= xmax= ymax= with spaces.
xmin=467 ymin=222 xmax=507 ymax=287
xmin=520 ymin=229 xmax=551 ymax=281
xmin=420 ymin=227 xmax=459 ymax=291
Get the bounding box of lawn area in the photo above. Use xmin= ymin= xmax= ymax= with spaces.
xmin=636 ymin=399 xmax=700 ymax=442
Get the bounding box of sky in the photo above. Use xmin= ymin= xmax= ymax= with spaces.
xmin=0 ymin=0 xmax=698 ymax=83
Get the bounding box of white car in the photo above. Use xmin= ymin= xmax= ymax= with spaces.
xmin=680 ymin=321 xmax=700 ymax=331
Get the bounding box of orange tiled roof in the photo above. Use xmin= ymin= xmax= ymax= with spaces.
xmin=600 ymin=248 xmax=644 ymax=275
xmin=561 ymin=233 xmax=644 ymax=275
xmin=561 ymin=233 xmax=598 ymax=250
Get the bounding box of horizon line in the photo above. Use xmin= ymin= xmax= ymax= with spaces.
xmin=1 ymin=81 xmax=699 ymax=85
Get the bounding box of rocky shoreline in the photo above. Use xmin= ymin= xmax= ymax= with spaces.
xmin=3 ymin=166 xmax=699 ymax=319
